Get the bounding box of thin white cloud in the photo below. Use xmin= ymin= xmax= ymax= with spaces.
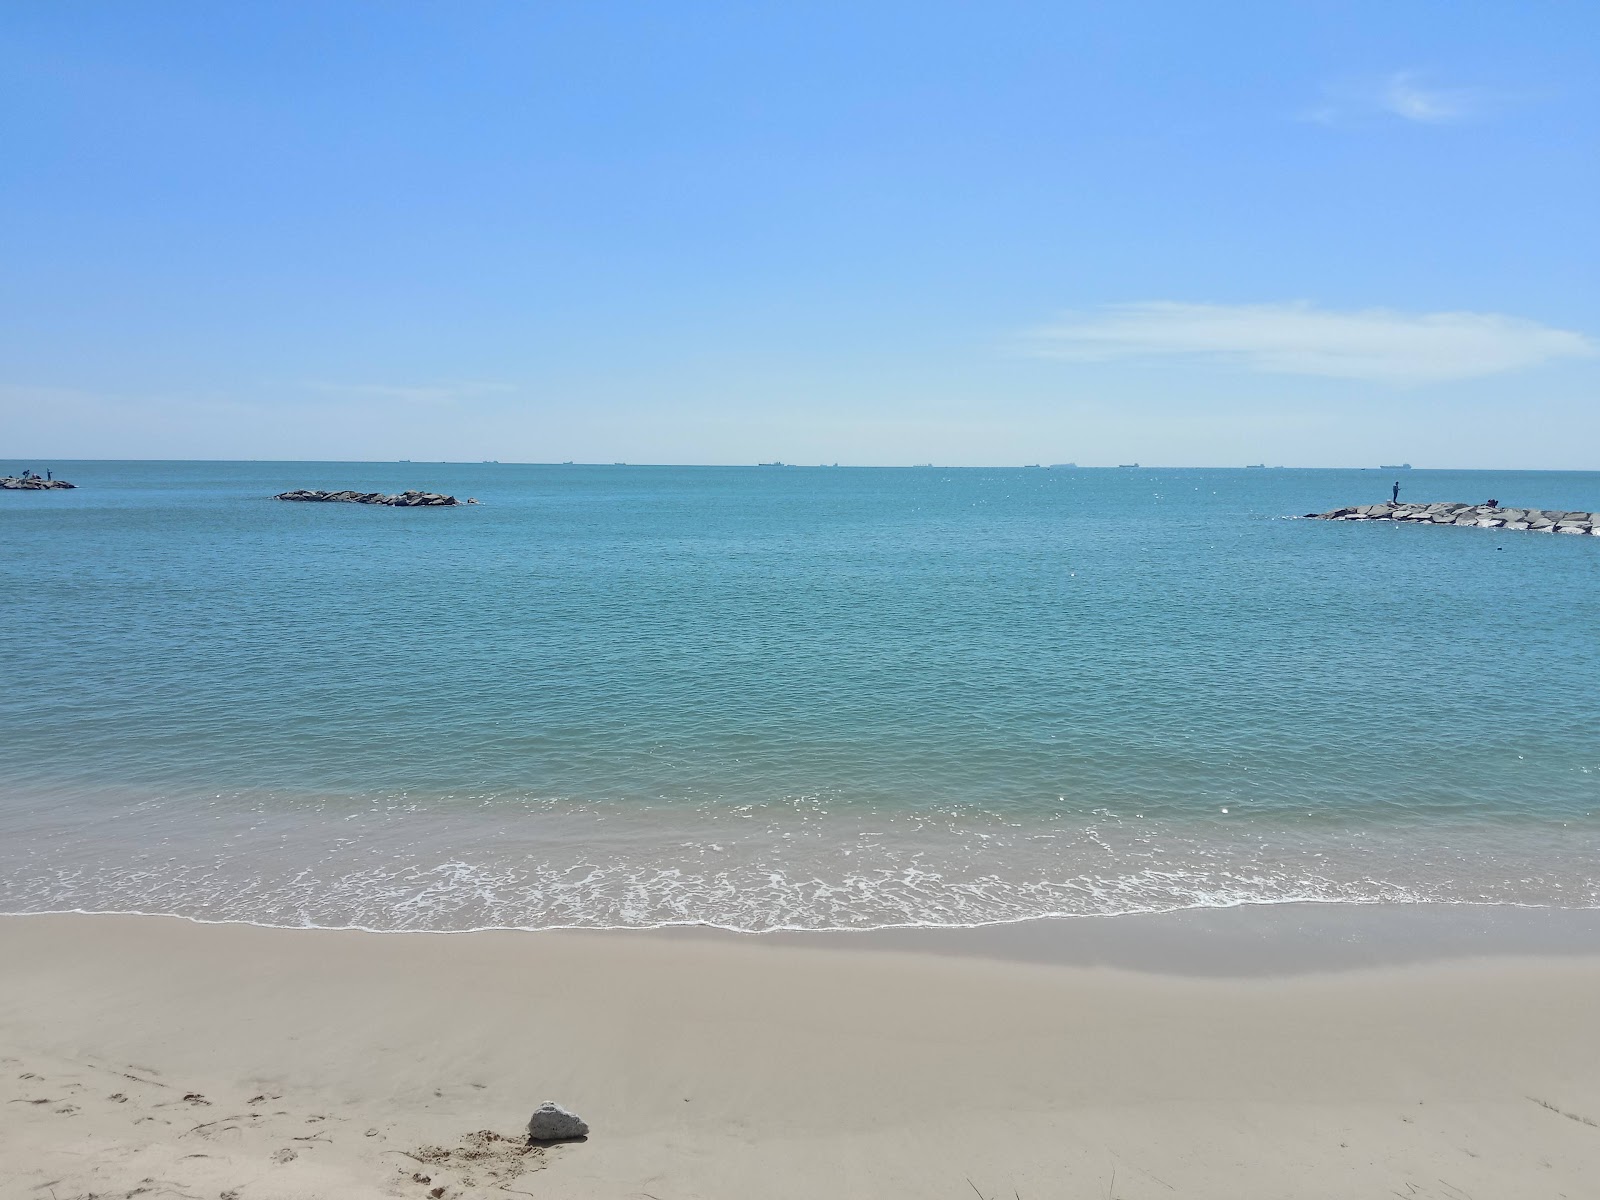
xmin=1302 ymin=71 xmax=1491 ymax=126
xmin=301 ymin=380 xmax=514 ymax=404
xmin=1022 ymin=302 xmax=1596 ymax=384
xmin=1379 ymin=71 xmax=1477 ymax=123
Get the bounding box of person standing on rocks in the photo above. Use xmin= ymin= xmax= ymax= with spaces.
xmin=1391 ymin=480 xmax=1400 ymax=503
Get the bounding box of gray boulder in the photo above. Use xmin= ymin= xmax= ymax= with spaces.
xmin=527 ymin=1101 xmax=588 ymax=1141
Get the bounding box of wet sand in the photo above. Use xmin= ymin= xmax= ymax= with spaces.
xmin=3 ymin=910 xmax=1599 ymax=1199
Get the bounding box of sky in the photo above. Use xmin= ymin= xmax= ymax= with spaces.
xmin=2 ymin=1 xmax=1597 ymax=467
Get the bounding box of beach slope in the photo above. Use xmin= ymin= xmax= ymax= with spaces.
xmin=3 ymin=914 xmax=1598 ymax=1199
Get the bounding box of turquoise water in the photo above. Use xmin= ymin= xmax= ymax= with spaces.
xmin=3 ymin=461 xmax=1598 ymax=930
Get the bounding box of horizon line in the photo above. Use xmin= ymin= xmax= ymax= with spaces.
xmin=8 ymin=459 xmax=1599 ymax=473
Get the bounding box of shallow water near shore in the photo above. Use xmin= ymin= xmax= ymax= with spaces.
xmin=2 ymin=461 xmax=1598 ymax=931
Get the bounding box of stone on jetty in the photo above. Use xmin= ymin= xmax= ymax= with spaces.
xmin=2 ymin=476 xmax=75 ymax=490
xmin=1305 ymin=502 xmax=1598 ymax=537
xmin=526 ymin=1101 xmax=588 ymax=1141
xmin=274 ymin=489 xmax=458 ymax=507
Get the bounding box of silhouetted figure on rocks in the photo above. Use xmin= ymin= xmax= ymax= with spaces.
xmin=1392 ymin=480 xmax=1400 ymax=503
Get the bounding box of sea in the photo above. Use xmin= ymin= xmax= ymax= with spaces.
xmin=3 ymin=461 xmax=1597 ymax=933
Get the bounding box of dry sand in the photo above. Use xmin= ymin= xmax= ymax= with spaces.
xmin=3 ymin=912 xmax=1599 ymax=1199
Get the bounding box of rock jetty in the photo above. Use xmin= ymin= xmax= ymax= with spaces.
xmin=2 ymin=476 xmax=75 ymax=490
xmin=1307 ymin=502 xmax=1600 ymax=534
xmin=274 ymin=488 xmax=458 ymax=507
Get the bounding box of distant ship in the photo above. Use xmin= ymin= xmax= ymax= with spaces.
xmin=1023 ymin=463 xmax=1041 ymax=468
xmin=1379 ymin=463 xmax=1412 ymax=470
xmin=1246 ymin=463 xmax=1266 ymax=469
xmin=1118 ymin=463 xmax=1140 ymax=468
xmin=757 ymin=461 xmax=786 ymax=467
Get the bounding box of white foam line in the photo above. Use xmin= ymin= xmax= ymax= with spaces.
xmin=0 ymin=895 xmax=1592 ymax=938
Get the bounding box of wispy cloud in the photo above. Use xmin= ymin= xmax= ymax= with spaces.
xmin=301 ymin=380 xmax=515 ymax=404
xmin=1303 ymin=71 xmax=1491 ymax=126
xmin=1021 ymin=302 xmax=1596 ymax=384
xmin=1378 ymin=71 xmax=1479 ymax=123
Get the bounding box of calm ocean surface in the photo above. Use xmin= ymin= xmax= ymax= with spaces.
xmin=3 ymin=461 xmax=1598 ymax=931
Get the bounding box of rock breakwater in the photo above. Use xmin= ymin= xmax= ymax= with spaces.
xmin=2 ymin=476 xmax=75 ymax=490
xmin=275 ymin=489 xmax=459 ymax=507
xmin=1307 ymin=502 xmax=1600 ymax=534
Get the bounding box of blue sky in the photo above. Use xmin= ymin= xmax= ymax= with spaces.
xmin=3 ymin=1 xmax=1596 ymax=466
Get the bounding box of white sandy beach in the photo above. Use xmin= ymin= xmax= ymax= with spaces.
xmin=3 ymin=913 xmax=1599 ymax=1199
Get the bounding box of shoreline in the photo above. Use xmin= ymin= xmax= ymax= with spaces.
xmin=7 ymin=899 xmax=1600 ymax=975
xmin=693 ymin=899 xmax=1600 ymax=976
xmin=6 ymin=911 xmax=1600 ymax=1198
